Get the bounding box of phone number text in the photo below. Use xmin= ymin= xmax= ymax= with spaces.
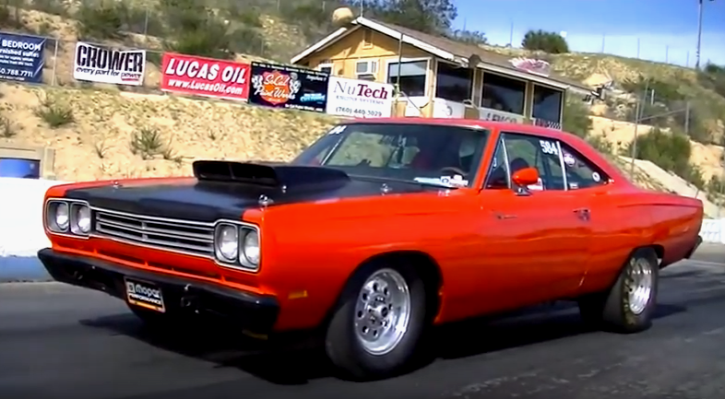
xmin=0 ymin=67 xmax=35 ymax=79
xmin=335 ymin=107 xmax=383 ymax=118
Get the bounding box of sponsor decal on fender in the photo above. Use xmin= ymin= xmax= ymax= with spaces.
xmin=160 ymin=53 xmax=250 ymax=101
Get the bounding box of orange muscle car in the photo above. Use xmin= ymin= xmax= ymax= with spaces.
xmin=38 ymin=119 xmax=703 ymax=380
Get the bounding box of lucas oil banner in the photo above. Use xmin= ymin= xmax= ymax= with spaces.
xmin=0 ymin=31 xmax=46 ymax=83
xmin=248 ymin=62 xmax=329 ymax=113
xmin=73 ymin=42 xmax=146 ymax=86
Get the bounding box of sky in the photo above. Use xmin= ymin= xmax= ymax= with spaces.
xmin=454 ymin=0 xmax=725 ymax=67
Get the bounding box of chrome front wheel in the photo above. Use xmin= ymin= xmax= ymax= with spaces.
xmin=354 ymin=268 xmax=411 ymax=355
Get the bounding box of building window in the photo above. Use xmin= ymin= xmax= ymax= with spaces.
xmin=318 ymin=63 xmax=333 ymax=75
xmin=362 ymin=29 xmax=373 ymax=48
xmin=435 ymin=61 xmax=473 ymax=103
xmin=532 ymin=84 xmax=563 ymax=123
xmin=387 ymin=60 xmax=428 ymax=97
xmin=480 ymin=72 xmax=525 ymax=115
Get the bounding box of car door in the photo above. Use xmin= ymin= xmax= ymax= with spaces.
xmin=475 ymin=132 xmax=591 ymax=310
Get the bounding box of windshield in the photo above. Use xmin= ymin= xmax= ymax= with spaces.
xmin=292 ymin=123 xmax=489 ymax=188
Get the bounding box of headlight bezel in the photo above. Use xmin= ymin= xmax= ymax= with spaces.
xmin=70 ymin=202 xmax=92 ymax=236
xmin=45 ymin=198 xmax=91 ymax=238
xmin=213 ymin=220 xmax=261 ymax=271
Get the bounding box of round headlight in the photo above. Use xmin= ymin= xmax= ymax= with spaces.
xmin=55 ymin=202 xmax=69 ymax=231
xmin=215 ymin=224 xmax=239 ymax=261
xmin=242 ymin=230 xmax=260 ymax=265
xmin=74 ymin=205 xmax=92 ymax=234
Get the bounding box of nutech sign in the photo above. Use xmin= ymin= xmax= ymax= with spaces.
xmin=326 ymin=76 xmax=394 ymax=118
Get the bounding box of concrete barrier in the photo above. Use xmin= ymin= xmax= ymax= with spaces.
xmin=0 ymin=178 xmax=67 ymax=281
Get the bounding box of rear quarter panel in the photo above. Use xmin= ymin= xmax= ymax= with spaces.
xmin=582 ymin=188 xmax=703 ymax=293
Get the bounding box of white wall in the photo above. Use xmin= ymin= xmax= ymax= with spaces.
xmin=0 ymin=178 xmax=67 ymax=257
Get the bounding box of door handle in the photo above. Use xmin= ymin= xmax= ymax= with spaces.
xmin=493 ymin=211 xmax=517 ymax=220
xmin=573 ymin=208 xmax=591 ymax=221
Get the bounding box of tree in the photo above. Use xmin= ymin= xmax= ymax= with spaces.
xmin=448 ymin=29 xmax=488 ymax=46
xmin=364 ymin=0 xmax=458 ymax=35
xmin=521 ymin=29 xmax=569 ymax=54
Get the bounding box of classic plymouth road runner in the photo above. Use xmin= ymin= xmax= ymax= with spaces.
xmin=38 ymin=119 xmax=703 ymax=380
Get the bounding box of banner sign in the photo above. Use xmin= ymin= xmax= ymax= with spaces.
xmin=533 ymin=118 xmax=562 ymax=130
xmin=326 ymin=76 xmax=393 ymax=118
xmin=0 ymin=32 xmax=45 ymax=83
xmin=478 ymin=107 xmax=525 ymax=124
xmin=73 ymin=42 xmax=145 ymax=85
xmin=160 ymin=53 xmax=250 ymax=101
xmin=248 ymin=62 xmax=329 ymax=112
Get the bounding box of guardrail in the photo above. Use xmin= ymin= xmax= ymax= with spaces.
xmin=0 ymin=178 xmax=723 ymax=281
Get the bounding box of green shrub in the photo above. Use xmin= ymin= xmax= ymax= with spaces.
xmin=29 ymin=0 xmax=69 ymax=16
xmin=228 ymin=26 xmax=267 ymax=57
xmin=521 ymin=30 xmax=569 ymax=54
xmin=76 ymin=1 xmax=124 ymax=40
xmin=625 ymin=127 xmax=704 ymax=187
xmin=166 ymin=19 xmax=233 ymax=59
xmin=562 ymin=98 xmax=592 ymax=138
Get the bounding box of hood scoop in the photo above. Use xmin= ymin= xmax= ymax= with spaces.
xmin=192 ymin=160 xmax=350 ymax=194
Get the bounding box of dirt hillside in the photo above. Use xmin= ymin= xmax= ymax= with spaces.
xmin=1 ymin=5 xmax=723 ymax=190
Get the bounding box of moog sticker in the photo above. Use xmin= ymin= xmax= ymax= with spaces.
xmin=592 ymin=172 xmax=601 ymax=182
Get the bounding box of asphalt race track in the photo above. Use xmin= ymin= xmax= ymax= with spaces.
xmin=1 ymin=246 xmax=724 ymax=399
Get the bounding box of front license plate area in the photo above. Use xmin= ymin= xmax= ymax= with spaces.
xmin=124 ymin=277 xmax=166 ymax=313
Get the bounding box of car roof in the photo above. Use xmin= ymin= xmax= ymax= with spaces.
xmin=345 ymin=117 xmax=568 ymax=140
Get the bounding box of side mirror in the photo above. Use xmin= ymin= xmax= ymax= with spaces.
xmin=511 ymin=167 xmax=539 ymax=187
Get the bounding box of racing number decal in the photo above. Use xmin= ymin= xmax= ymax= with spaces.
xmin=539 ymin=140 xmax=559 ymax=155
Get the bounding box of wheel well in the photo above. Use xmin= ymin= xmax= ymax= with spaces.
xmin=357 ymin=251 xmax=443 ymax=319
xmin=343 ymin=251 xmax=443 ymax=319
xmin=651 ymin=244 xmax=665 ymax=261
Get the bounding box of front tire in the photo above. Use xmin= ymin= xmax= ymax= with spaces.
xmin=579 ymin=247 xmax=659 ymax=333
xmin=325 ymin=262 xmax=429 ymax=380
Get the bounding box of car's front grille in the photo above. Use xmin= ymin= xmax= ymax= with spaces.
xmin=92 ymin=210 xmax=215 ymax=257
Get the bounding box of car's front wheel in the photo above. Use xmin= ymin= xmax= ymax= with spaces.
xmin=325 ymin=262 xmax=429 ymax=380
xmin=578 ymin=247 xmax=659 ymax=333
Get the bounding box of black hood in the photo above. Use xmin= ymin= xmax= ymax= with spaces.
xmin=64 ymin=161 xmax=428 ymax=222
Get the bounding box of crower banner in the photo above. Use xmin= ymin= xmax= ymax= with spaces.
xmin=73 ymin=42 xmax=146 ymax=85
xmin=0 ymin=31 xmax=45 ymax=83
xmin=160 ymin=53 xmax=251 ymax=101
xmin=249 ymin=62 xmax=329 ymax=113
xmin=326 ymin=76 xmax=393 ymax=118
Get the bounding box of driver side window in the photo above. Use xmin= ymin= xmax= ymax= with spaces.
xmin=483 ymin=132 xmax=566 ymax=191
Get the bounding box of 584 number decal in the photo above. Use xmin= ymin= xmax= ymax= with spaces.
xmin=539 ymin=139 xmax=559 ymax=155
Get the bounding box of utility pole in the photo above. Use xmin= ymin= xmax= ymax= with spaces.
xmin=696 ymin=0 xmax=714 ymax=70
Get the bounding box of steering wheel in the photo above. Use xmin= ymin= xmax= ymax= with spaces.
xmin=439 ymin=166 xmax=468 ymax=177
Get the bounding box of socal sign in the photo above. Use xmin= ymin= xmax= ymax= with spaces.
xmin=326 ymin=76 xmax=394 ymax=118
xmin=251 ymin=70 xmax=301 ymax=105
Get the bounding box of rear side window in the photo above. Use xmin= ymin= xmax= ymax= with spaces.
xmin=559 ymin=142 xmax=609 ymax=189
